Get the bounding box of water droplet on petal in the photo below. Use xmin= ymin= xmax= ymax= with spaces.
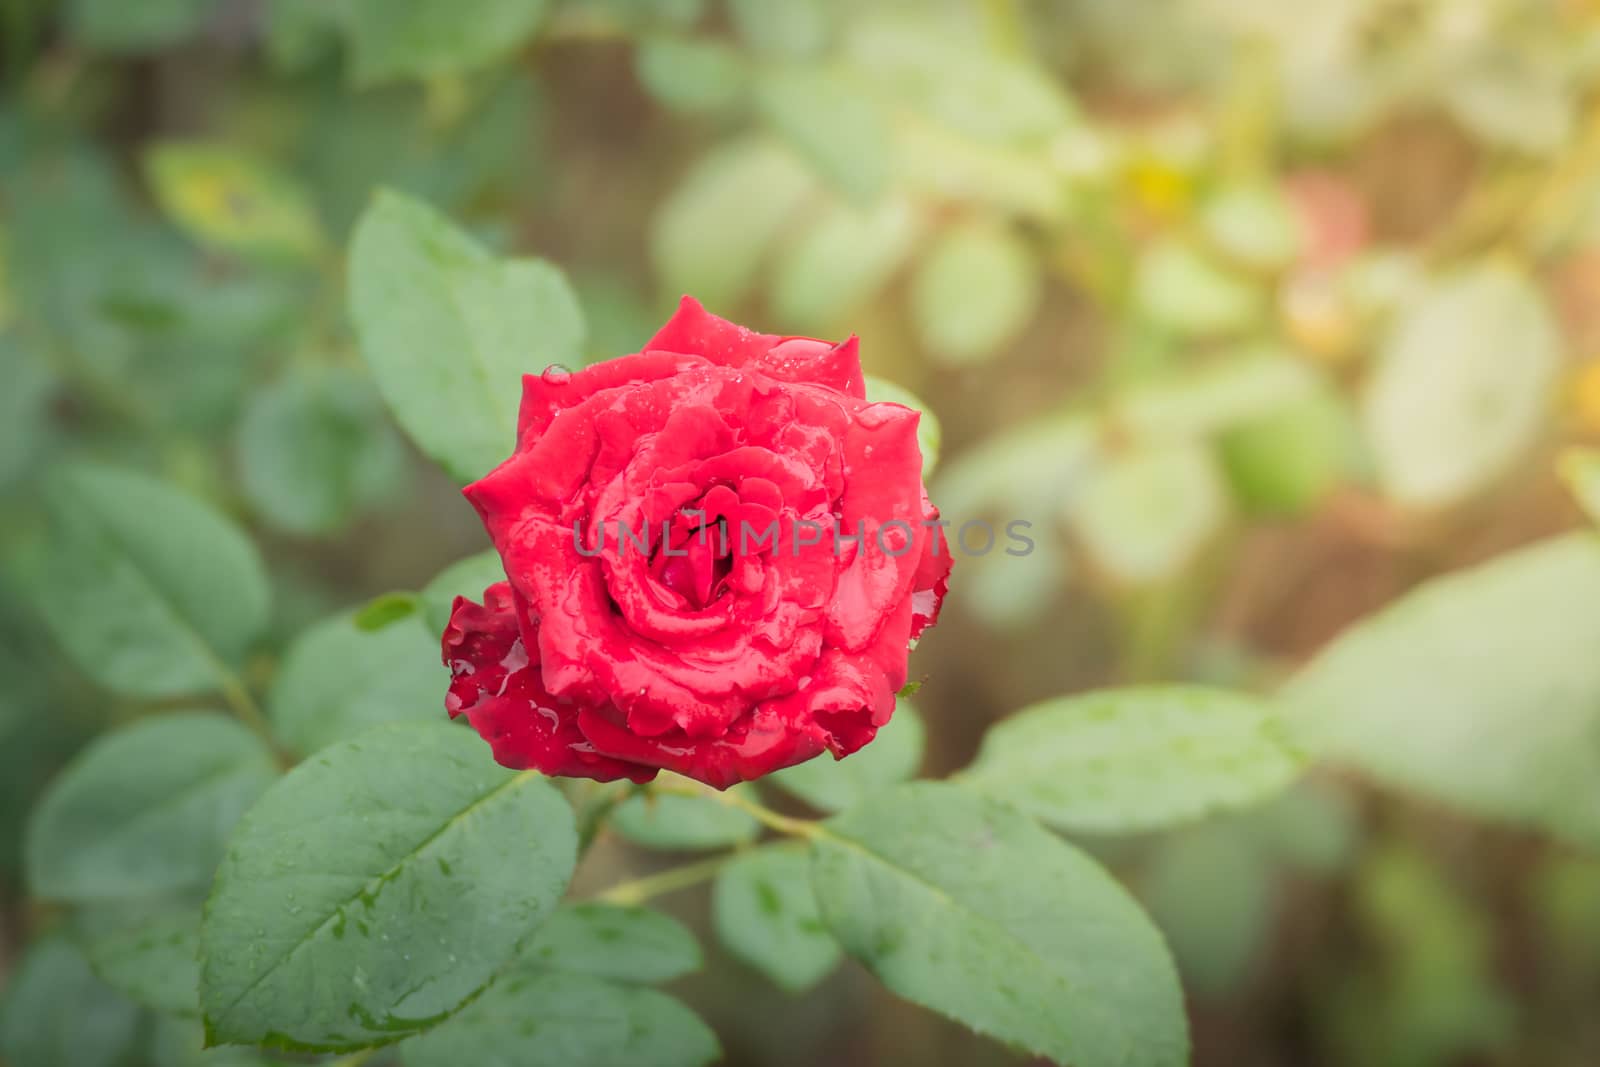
xmin=541 ymin=364 xmax=573 ymax=385
xmin=854 ymin=403 xmax=899 ymax=430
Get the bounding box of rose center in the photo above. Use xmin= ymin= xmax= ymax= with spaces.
xmin=650 ymin=514 xmax=736 ymax=611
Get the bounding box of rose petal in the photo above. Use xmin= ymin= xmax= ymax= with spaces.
xmin=442 ymin=583 xmax=655 ymax=784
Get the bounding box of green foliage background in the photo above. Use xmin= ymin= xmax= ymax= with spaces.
xmin=5 ymin=0 xmax=1600 ymax=1065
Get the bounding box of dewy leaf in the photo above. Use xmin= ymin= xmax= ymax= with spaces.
xmin=420 ymin=550 xmax=507 ymax=637
xmin=1363 ymin=262 xmax=1562 ymax=507
xmin=0 ymin=937 xmax=142 ymax=1067
xmin=959 ymin=687 xmax=1304 ymax=835
xmin=27 ymin=463 xmax=271 ymax=699
xmin=520 ymin=902 xmax=702 ymax=983
xmin=714 ymin=845 xmax=841 ymax=993
xmin=25 ymin=713 xmax=279 ymax=902
xmin=201 ymin=722 xmax=577 ymax=1051
xmin=346 ymin=0 xmax=553 ymax=84
xmin=1281 ymin=533 xmax=1600 ymax=846
xmin=81 ymin=906 xmax=203 ymax=1017
xmin=267 ymin=610 xmax=446 ymax=757
xmin=399 ymin=971 xmax=720 ymax=1067
xmin=612 ymin=780 xmax=760 ymax=851
xmin=349 ymin=190 xmax=586 ymax=484
xmin=911 ymin=220 xmax=1040 ymax=365
xmin=144 ymin=142 xmax=325 ymax=261
xmin=770 ymin=701 xmax=925 ymax=813
xmin=650 ymin=139 xmax=815 ymax=311
xmin=810 ymin=783 xmax=1188 ymax=1067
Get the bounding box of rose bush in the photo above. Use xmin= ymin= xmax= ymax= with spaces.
xmin=442 ymin=297 xmax=952 ymax=789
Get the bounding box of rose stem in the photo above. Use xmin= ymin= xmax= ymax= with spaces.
xmin=595 ymin=854 xmax=735 ymax=907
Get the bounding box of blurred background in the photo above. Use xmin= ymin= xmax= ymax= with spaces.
xmin=5 ymin=0 xmax=1600 ymax=1065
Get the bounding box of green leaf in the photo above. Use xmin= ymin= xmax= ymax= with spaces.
xmin=1140 ymin=828 xmax=1275 ymax=996
xmin=399 ymin=970 xmax=719 ymax=1067
xmin=1066 ymin=441 xmax=1229 ymax=585
xmin=0 ymin=627 xmax=90 ymax=877
xmin=755 ymin=65 xmax=890 ymax=204
xmin=574 ymin=274 xmax=659 ymax=363
xmin=558 ymin=0 xmax=703 ymax=29
xmin=959 ymin=687 xmax=1303 ymax=835
xmin=890 ymin=119 xmax=1067 ymax=222
xmin=910 ymin=220 xmax=1040 ymax=365
xmin=1560 ymin=447 xmax=1600 ymax=526
xmin=810 ymin=783 xmax=1188 ymax=1067
xmin=1338 ymin=845 xmax=1515 ymax=1065
xmin=520 ymin=902 xmax=702 ymax=983
xmin=1200 ymin=183 xmax=1303 ymax=272
xmin=66 ymin=0 xmax=212 ymax=52
xmin=349 ymin=190 xmax=586 ymax=484
xmin=26 ymin=713 xmax=279 ymax=902
xmin=299 ymin=71 xmax=540 ymax=233
xmin=420 ymin=550 xmax=507 ymax=636
xmin=845 ymin=13 xmax=1075 ymax=145
xmin=0 ymin=335 xmax=58 ymax=491
xmin=1243 ymin=782 xmax=1360 ymax=876
xmin=352 ymin=591 xmax=422 ymax=632
xmin=267 ymin=610 xmax=447 ymax=760
xmin=237 ymin=367 xmax=408 ymax=536
xmin=264 ymin=0 xmax=346 ymax=71
xmin=1217 ymin=383 xmax=1352 ymax=516
xmin=1363 ymin=263 xmax=1561 ymax=507
xmin=200 ymin=722 xmax=577 ymax=1051
xmin=1110 ymin=346 xmax=1322 ymax=442
xmin=1133 ymin=238 xmax=1264 ymax=338
xmin=82 ymin=906 xmax=202 ymax=1017
xmin=771 ymin=702 xmax=924 ymax=813
xmin=0 ymin=938 xmax=142 ymax=1067
xmin=635 ymin=36 xmax=749 ymax=115
xmin=1531 ymin=853 xmax=1600 ymax=960
xmin=863 ymin=378 xmax=940 ymax=478
xmin=728 ymin=0 xmax=830 ymax=56
xmin=26 ymin=463 xmax=271 ymax=699
xmin=147 ymin=1015 xmax=282 ymax=1067
xmin=772 ymin=197 xmax=923 ymax=330
xmin=347 ymin=0 xmax=553 ymax=84
xmin=144 ymin=143 xmax=325 ymax=262
xmin=650 ymin=139 xmax=815 ymax=310
xmin=1281 ymin=533 xmax=1600 ymax=846
xmin=714 ymin=846 xmax=840 ymax=993
xmin=1440 ymin=54 xmax=1573 ymax=158
xmin=612 ymin=782 xmax=760 ymax=851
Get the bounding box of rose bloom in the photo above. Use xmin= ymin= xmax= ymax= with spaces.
xmin=442 ymin=298 xmax=951 ymax=789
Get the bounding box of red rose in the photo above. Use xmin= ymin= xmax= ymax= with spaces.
xmin=441 ymin=297 xmax=951 ymax=789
